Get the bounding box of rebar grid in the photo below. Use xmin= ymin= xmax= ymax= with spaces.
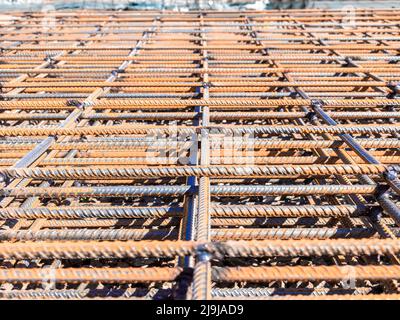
xmin=0 ymin=8 xmax=400 ymax=300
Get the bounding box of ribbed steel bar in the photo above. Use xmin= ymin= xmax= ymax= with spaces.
xmin=0 ymin=239 xmax=398 ymax=259
xmin=0 ymin=184 xmax=377 ymax=198
xmin=0 ymin=164 xmax=390 ymax=180
xmin=212 ymin=265 xmax=400 ymax=282
xmin=0 ymin=288 xmax=172 ymax=300
xmin=0 ymin=268 xmax=183 ymax=283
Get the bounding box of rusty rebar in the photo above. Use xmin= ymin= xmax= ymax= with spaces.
xmin=1 ymin=8 xmax=400 ymax=300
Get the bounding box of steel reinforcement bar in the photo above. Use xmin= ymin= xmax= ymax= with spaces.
xmin=0 ymin=8 xmax=400 ymax=300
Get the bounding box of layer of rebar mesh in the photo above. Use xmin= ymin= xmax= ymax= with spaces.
xmin=0 ymin=9 xmax=400 ymax=300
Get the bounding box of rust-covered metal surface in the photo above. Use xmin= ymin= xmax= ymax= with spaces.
xmin=0 ymin=9 xmax=400 ymax=300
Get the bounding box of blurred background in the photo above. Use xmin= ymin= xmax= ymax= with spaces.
xmin=1 ymin=0 xmax=400 ymax=11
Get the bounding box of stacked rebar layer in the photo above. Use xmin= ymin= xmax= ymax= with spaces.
xmin=0 ymin=9 xmax=400 ymax=300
